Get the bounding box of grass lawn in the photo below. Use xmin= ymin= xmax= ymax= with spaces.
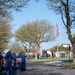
xmin=63 ymin=63 xmax=75 ymax=69
xmin=27 ymin=56 xmax=73 ymax=62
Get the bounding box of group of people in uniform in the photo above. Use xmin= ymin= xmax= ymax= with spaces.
xmin=0 ymin=51 xmax=26 ymax=75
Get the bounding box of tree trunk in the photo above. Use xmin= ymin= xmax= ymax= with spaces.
xmin=72 ymin=43 xmax=75 ymax=63
xmin=35 ymin=43 xmax=40 ymax=60
xmin=35 ymin=53 xmax=37 ymax=60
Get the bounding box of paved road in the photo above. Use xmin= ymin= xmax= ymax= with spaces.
xmin=2 ymin=60 xmax=75 ymax=75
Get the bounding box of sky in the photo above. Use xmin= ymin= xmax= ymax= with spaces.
xmin=11 ymin=0 xmax=71 ymax=50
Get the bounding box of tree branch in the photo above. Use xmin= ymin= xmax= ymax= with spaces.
xmin=60 ymin=11 xmax=66 ymax=26
xmin=71 ymin=16 xmax=75 ymax=25
xmin=0 ymin=40 xmax=8 ymax=46
xmin=29 ymin=42 xmax=35 ymax=50
xmin=60 ymin=0 xmax=66 ymax=6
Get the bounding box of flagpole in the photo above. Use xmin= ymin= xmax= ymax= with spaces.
xmin=57 ymin=34 xmax=59 ymax=52
xmin=56 ymin=25 xmax=59 ymax=57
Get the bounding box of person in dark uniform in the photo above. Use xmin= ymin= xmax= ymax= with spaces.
xmin=0 ymin=52 xmax=3 ymax=75
xmin=18 ymin=51 xmax=26 ymax=71
xmin=12 ymin=52 xmax=17 ymax=71
xmin=5 ymin=51 xmax=14 ymax=75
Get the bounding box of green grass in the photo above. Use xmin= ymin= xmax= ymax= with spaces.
xmin=63 ymin=63 xmax=75 ymax=69
xmin=27 ymin=56 xmax=72 ymax=62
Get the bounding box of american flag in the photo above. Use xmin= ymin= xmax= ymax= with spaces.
xmin=56 ymin=25 xmax=59 ymax=35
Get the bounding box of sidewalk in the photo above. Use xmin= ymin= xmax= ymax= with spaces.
xmin=44 ymin=60 xmax=70 ymax=66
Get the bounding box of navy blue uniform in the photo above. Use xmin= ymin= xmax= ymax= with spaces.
xmin=0 ymin=54 xmax=3 ymax=66
xmin=18 ymin=52 xmax=26 ymax=71
xmin=0 ymin=53 xmax=3 ymax=75
xmin=12 ymin=52 xmax=17 ymax=71
xmin=5 ymin=51 xmax=13 ymax=75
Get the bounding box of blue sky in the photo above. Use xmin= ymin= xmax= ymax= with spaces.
xmin=11 ymin=0 xmax=71 ymax=50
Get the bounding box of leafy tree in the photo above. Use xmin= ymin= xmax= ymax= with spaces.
xmin=15 ymin=19 xmax=55 ymax=59
xmin=0 ymin=0 xmax=30 ymax=52
xmin=0 ymin=18 xmax=12 ymax=52
xmin=8 ymin=41 xmax=35 ymax=54
xmin=8 ymin=41 xmax=23 ymax=54
xmin=47 ymin=0 xmax=75 ymax=61
xmin=50 ymin=45 xmax=71 ymax=54
xmin=0 ymin=0 xmax=29 ymax=16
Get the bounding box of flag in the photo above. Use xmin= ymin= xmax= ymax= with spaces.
xmin=56 ymin=25 xmax=59 ymax=35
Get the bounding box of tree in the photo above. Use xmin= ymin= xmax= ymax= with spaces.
xmin=8 ymin=41 xmax=23 ymax=54
xmin=0 ymin=18 xmax=12 ymax=52
xmin=50 ymin=45 xmax=69 ymax=52
xmin=47 ymin=0 xmax=75 ymax=61
xmin=0 ymin=0 xmax=30 ymax=52
xmin=0 ymin=0 xmax=29 ymax=16
xmin=15 ymin=19 xmax=55 ymax=59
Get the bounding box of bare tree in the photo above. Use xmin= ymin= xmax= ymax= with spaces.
xmin=47 ymin=0 xmax=75 ymax=61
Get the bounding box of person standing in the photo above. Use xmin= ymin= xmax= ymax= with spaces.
xmin=12 ymin=52 xmax=17 ymax=71
xmin=18 ymin=51 xmax=26 ymax=71
xmin=0 ymin=52 xmax=3 ymax=75
xmin=5 ymin=51 xmax=14 ymax=75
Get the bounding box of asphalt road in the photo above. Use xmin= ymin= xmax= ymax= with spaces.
xmin=2 ymin=60 xmax=75 ymax=75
